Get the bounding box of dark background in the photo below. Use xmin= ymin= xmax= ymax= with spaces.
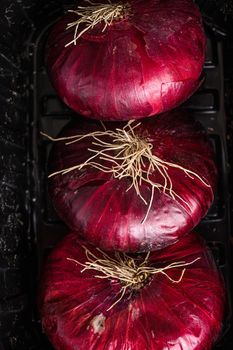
xmin=0 ymin=1 xmax=233 ymax=349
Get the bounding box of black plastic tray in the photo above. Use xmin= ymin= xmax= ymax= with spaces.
xmin=32 ymin=23 xmax=233 ymax=349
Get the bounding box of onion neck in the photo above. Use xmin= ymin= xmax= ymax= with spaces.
xmin=65 ymin=1 xmax=131 ymax=46
xmin=42 ymin=120 xmax=210 ymax=223
xmin=67 ymin=247 xmax=200 ymax=311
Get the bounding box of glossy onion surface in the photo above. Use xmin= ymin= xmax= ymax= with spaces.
xmin=49 ymin=111 xmax=217 ymax=252
xmin=46 ymin=0 xmax=206 ymax=121
xmin=39 ymin=232 xmax=225 ymax=350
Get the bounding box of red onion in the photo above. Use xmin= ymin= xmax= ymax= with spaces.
xmin=39 ymin=231 xmax=225 ymax=350
xmin=46 ymin=110 xmax=217 ymax=252
xmin=46 ymin=0 xmax=206 ymax=121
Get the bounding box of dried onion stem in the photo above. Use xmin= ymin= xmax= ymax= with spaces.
xmin=65 ymin=0 xmax=130 ymax=46
xmin=67 ymin=247 xmax=201 ymax=311
xmin=41 ymin=120 xmax=210 ymax=223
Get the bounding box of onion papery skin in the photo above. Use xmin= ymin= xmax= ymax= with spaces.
xmin=46 ymin=0 xmax=206 ymax=121
xmin=39 ymin=232 xmax=225 ymax=350
xmin=49 ymin=111 xmax=217 ymax=252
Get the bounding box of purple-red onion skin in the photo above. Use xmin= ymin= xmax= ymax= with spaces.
xmin=39 ymin=232 xmax=225 ymax=350
xmin=46 ymin=0 xmax=206 ymax=121
xmin=49 ymin=111 xmax=217 ymax=252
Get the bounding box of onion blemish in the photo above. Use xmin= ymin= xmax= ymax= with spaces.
xmin=90 ymin=313 xmax=106 ymax=335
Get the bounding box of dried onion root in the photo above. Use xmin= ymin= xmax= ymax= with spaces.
xmin=67 ymin=246 xmax=200 ymax=311
xmin=65 ymin=0 xmax=131 ymax=46
xmin=41 ymin=121 xmax=210 ymax=223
